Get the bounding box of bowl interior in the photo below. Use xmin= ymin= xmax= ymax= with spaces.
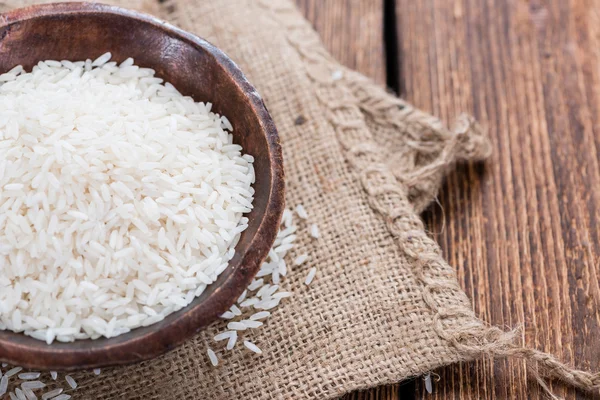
xmin=0 ymin=3 xmax=283 ymax=369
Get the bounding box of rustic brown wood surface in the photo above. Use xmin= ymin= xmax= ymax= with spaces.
xmin=298 ymin=0 xmax=600 ymax=399
xmin=295 ymin=0 xmax=386 ymax=86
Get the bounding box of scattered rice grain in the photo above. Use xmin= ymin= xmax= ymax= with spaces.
xmin=214 ymin=331 xmax=235 ymax=342
xmin=50 ymin=395 xmax=71 ymax=400
xmin=294 ymin=254 xmax=308 ymax=266
xmin=241 ymin=319 xmax=263 ymax=328
xmin=0 ymin=375 xmax=7 ymax=396
xmin=243 ymin=340 xmax=262 ymax=354
xmin=207 ymin=348 xmax=218 ymax=366
xmin=5 ymin=368 xmax=22 ymax=377
xmin=17 ymin=373 xmax=40 ymax=380
xmin=295 ymin=204 xmax=308 ymax=219
xmin=41 ymin=388 xmax=63 ymax=400
xmin=249 ymin=311 xmax=270 ymax=320
xmin=227 ymin=322 xmax=246 ymax=331
xmin=65 ymin=375 xmax=77 ymax=389
xmin=310 ymin=224 xmax=320 ymax=238
xmin=21 ymin=380 xmax=45 ymax=390
xmin=305 ymin=267 xmax=317 ymax=285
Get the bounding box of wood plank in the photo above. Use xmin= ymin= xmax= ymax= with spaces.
xmin=394 ymin=0 xmax=600 ymax=398
xmin=294 ymin=1 xmax=405 ymax=399
xmin=295 ymin=0 xmax=386 ymax=85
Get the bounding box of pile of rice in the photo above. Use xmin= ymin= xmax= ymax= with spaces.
xmin=0 ymin=205 xmax=321 ymax=399
xmin=0 ymin=53 xmax=255 ymax=343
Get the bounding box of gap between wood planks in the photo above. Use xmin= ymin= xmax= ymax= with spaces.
xmin=383 ymin=0 xmax=401 ymax=96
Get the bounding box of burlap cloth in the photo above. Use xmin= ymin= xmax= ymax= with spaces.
xmin=3 ymin=0 xmax=600 ymax=398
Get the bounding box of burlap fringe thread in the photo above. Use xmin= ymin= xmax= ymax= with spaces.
xmin=251 ymin=1 xmax=600 ymax=398
xmin=345 ymin=69 xmax=493 ymax=214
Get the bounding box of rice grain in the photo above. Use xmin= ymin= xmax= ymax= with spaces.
xmin=310 ymin=224 xmax=320 ymax=238
xmin=64 ymin=375 xmax=77 ymax=390
xmin=207 ymin=348 xmax=218 ymax=366
xmin=243 ymin=340 xmax=262 ymax=354
xmin=305 ymin=267 xmax=317 ymax=285
xmin=295 ymin=204 xmax=308 ymax=219
xmin=41 ymin=388 xmax=63 ymax=400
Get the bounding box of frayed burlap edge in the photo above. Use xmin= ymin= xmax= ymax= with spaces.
xmin=250 ymin=0 xmax=600 ymax=397
xmin=344 ymin=70 xmax=492 ymax=214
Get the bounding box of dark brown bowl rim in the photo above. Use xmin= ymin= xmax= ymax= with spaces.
xmin=0 ymin=2 xmax=284 ymax=370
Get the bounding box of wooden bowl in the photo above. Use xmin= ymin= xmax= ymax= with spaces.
xmin=0 ymin=3 xmax=284 ymax=370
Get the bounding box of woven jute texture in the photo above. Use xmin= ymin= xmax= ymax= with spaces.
xmin=4 ymin=0 xmax=599 ymax=398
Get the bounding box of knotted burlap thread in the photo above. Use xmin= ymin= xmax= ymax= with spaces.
xmin=343 ymin=70 xmax=492 ymax=214
xmin=2 ymin=0 xmax=599 ymax=398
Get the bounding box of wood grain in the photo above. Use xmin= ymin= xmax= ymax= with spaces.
xmin=394 ymin=0 xmax=600 ymax=398
xmin=295 ymin=0 xmax=386 ymax=86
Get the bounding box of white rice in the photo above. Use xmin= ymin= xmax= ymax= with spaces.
xmin=219 ymin=311 xmax=236 ymax=319
xmin=22 ymin=388 xmax=36 ymax=400
xmin=0 ymin=367 xmax=89 ymax=399
xmin=14 ymin=388 xmax=25 ymax=400
xmin=20 ymin=380 xmax=44 ymax=389
xmin=230 ymin=305 xmax=242 ymax=316
xmin=0 ymin=54 xmax=255 ymax=342
xmin=424 ymin=373 xmax=433 ymax=394
xmin=240 ymin=298 xmax=259 ymax=308
xmin=214 ymin=331 xmax=235 ymax=341
xmin=295 ymin=204 xmax=308 ymax=219
xmin=271 ymin=291 xmax=292 ymax=299
xmin=294 ymin=254 xmax=308 ymax=266
xmin=249 ymin=311 xmax=270 ymax=320
xmin=305 ymin=267 xmax=317 ymax=285
xmin=41 ymin=388 xmax=63 ymax=400
xmin=207 ymin=205 xmax=313 ymax=365
xmin=65 ymin=375 xmax=77 ymax=390
xmin=17 ymin=373 xmax=40 ymax=380
xmin=207 ymin=348 xmax=218 ymax=366
xmin=247 ymin=279 xmax=264 ymax=291
xmin=5 ymin=368 xmax=21 ymax=378
xmin=241 ymin=319 xmax=263 ymax=328
xmin=243 ymin=340 xmax=262 ymax=354
xmin=237 ymin=290 xmax=248 ymax=303
xmin=227 ymin=322 xmax=247 ymax=331
xmin=0 ymin=376 xmax=8 ymax=396
xmin=4 ymin=201 xmax=320 ymax=390
xmin=331 ymin=70 xmax=344 ymax=81
xmin=310 ymin=224 xmax=319 ymax=239
xmin=226 ymin=331 xmax=238 ymax=350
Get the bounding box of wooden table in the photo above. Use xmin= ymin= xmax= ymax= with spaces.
xmin=296 ymin=1 xmax=600 ymax=399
